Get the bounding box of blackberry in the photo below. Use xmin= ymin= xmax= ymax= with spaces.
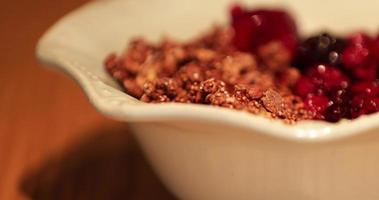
xmin=293 ymin=33 xmax=346 ymax=68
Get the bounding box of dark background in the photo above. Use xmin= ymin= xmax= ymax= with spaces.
xmin=0 ymin=0 xmax=175 ymax=199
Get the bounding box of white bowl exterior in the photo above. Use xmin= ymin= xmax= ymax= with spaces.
xmin=132 ymin=122 xmax=379 ymax=200
xmin=36 ymin=0 xmax=379 ymax=199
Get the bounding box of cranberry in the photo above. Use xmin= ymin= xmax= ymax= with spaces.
xmin=351 ymin=64 xmax=377 ymax=81
xmin=368 ymin=98 xmax=379 ymax=113
xmin=304 ymin=95 xmax=330 ymax=119
xmin=231 ymin=5 xmax=298 ymax=56
xmin=351 ymin=95 xmax=379 ymax=118
xmin=373 ymin=35 xmax=379 ymax=63
xmin=294 ymin=64 xmax=354 ymax=122
xmin=350 ymin=80 xmax=379 ymax=118
xmin=294 ymin=77 xmax=316 ymax=98
xmin=351 ymin=81 xmax=379 ymax=96
xmin=306 ymin=64 xmax=350 ymax=91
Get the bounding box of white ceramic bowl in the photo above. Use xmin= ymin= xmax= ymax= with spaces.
xmin=37 ymin=0 xmax=379 ymax=199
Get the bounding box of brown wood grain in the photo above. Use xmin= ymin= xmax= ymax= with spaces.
xmin=0 ymin=0 xmax=175 ymax=199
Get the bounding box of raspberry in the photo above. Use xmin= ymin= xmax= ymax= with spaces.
xmin=342 ymin=44 xmax=370 ymax=67
xmin=230 ymin=5 xmax=298 ymax=56
xmin=341 ymin=32 xmax=377 ymax=80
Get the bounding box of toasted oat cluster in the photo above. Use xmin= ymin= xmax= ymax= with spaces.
xmin=105 ymin=26 xmax=312 ymax=123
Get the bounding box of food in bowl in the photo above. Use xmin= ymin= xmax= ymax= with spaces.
xmin=37 ymin=0 xmax=379 ymax=199
xmin=105 ymin=4 xmax=379 ymax=123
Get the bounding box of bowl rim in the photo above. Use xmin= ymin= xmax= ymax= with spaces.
xmin=36 ymin=0 xmax=379 ymax=143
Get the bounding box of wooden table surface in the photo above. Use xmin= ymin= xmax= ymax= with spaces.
xmin=0 ymin=0 xmax=175 ymax=199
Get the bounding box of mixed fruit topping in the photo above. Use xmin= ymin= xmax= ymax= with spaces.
xmin=105 ymin=4 xmax=379 ymax=123
xmin=230 ymin=5 xmax=379 ymax=122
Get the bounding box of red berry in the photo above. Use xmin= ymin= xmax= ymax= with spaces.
xmin=365 ymin=98 xmax=379 ymax=113
xmin=294 ymin=76 xmax=316 ymax=98
xmin=230 ymin=4 xmax=243 ymax=19
xmin=342 ymin=33 xmax=376 ymax=78
xmin=351 ymin=81 xmax=379 ymax=96
xmin=350 ymin=95 xmax=365 ymax=118
xmin=351 ymin=64 xmax=377 ymax=81
xmin=373 ymin=35 xmax=379 ymax=63
xmin=351 ymin=95 xmax=379 ymax=118
xmin=351 ymin=33 xmax=373 ymax=45
xmin=306 ymin=64 xmax=350 ymax=91
xmin=295 ymin=64 xmax=354 ymax=122
xmin=342 ymin=45 xmax=370 ymax=67
xmin=231 ymin=5 xmax=298 ymax=56
xmin=304 ymin=95 xmax=330 ymax=119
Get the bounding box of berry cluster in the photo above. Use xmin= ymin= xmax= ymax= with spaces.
xmin=230 ymin=5 xmax=379 ymax=122
xmin=294 ymin=33 xmax=379 ymax=122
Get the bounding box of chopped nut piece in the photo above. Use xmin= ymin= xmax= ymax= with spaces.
xmin=261 ymin=89 xmax=286 ymax=116
xmin=247 ymin=85 xmax=264 ymax=99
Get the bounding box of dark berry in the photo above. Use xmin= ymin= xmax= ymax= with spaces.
xmin=325 ymin=103 xmax=350 ymax=122
xmin=328 ymin=88 xmax=351 ymax=105
xmin=231 ymin=5 xmax=298 ymax=56
xmin=293 ymin=33 xmax=346 ymax=68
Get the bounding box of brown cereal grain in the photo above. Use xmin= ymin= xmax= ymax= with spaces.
xmin=105 ymin=26 xmax=311 ymax=123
